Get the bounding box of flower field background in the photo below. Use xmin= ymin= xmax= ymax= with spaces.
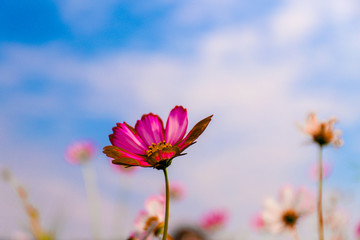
xmin=1 ymin=0 xmax=360 ymax=239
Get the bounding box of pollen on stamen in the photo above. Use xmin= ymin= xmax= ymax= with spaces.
xmin=146 ymin=141 xmax=173 ymax=157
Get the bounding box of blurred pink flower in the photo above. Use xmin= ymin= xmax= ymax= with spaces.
xmin=165 ymin=181 xmax=186 ymax=201
xmin=355 ymin=221 xmax=360 ymax=239
xmin=103 ymin=106 xmax=212 ymax=169
xmin=200 ymin=209 xmax=229 ymax=232
xmin=132 ymin=195 xmax=165 ymax=239
xmin=301 ymin=113 xmax=343 ymax=147
xmin=309 ymin=161 xmax=332 ymax=181
xmin=261 ymin=185 xmax=315 ymax=234
xmin=65 ymin=140 xmax=95 ymax=164
xmin=250 ymin=213 xmax=265 ymax=231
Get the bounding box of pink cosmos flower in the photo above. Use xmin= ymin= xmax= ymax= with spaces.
xmin=200 ymin=209 xmax=229 ymax=232
xmin=309 ymin=161 xmax=332 ymax=181
xmin=301 ymin=113 xmax=343 ymax=147
xmin=103 ymin=106 xmax=212 ymax=169
xmin=65 ymin=141 xmax=95 ymax=164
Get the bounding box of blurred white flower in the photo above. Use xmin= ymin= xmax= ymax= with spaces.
xmin=301 ymin=113 xmax=343 ymax=147
xmin=131 ymin=195 xmax=165 ymax=239
xmin=261 ymin=185 xmax=315 ymax=234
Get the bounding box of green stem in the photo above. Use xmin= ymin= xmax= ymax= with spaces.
xmin=317 ymin=145 xmax=324 ymax=240
xmin=162 ymin=168 xmax=170 ymax=240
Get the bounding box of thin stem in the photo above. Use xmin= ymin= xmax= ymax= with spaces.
xmin=317 ymin=145 xmax=324 ymax=240
xmin=2 ymin=169 xmax=47 ymax=239
xmin=162 ymin=168 xmax=170 ymax=240
xmin=82 ymin=163 xmax=102 ymax=240
xmin=292 ymin=227 xmax=301 ymax=240
xmin=112 ymin=176 xmax=131 ymax=238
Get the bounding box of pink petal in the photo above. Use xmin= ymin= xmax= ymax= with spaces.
xmin=160 ymin=151 xmax=176 ymax=160
xmin=355 ymin=222 xmax=360 ymax=237
xmin=165 ymin=106 xmax=188 ymax=145
xmin=308 ymin=162 xmax=332 ymax=181
xmin=200 ymin=209 xmax=228 ymax=231
xmin=250 ymin=213 xmax=265 ymax=230
xmin=110 ymin=122 xmax=148 ymax=155
xmin=135 ymin=113 xmax=165 ymax=146
xmin=150 ymin=151 xmax=177 ymax=162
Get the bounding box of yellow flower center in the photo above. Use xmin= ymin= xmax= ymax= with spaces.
xmin=144 ymin=216 xmax=159 ymax=231
xmin=146 ymin=141 xmax=173 ymax=157
xmin=145 ymin=141 xmax=181 ymax=169
xmin=77 ymin=150 xmax=91 ymax=163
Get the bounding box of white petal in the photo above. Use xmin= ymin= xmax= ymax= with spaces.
xmin=263 ymin=197 xmax=281 ymax=213
xmin=145 ymin=195 xmax=165 ymax=220
xmin=134 ymin=211 xmax=149 ymax=232
xmin=280 ymin=185 xmax=295 ymax=208
xmin=262 ymin=210 xmax=281 ymax=223
xmin=267 ymin=221 xmax=285 ymax=234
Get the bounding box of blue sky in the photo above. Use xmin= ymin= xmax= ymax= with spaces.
xmin=1 ymin=0 xmax=360 ymax=239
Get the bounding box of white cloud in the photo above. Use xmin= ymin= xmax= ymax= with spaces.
xmin=1 ymin=0 xmax=360 ymax=236
xmin=268 ymin=0 xmax=360 ymax=46
xmin=55 ymin=0 xmax=118 ymax=34
xmin=173 ymin=0 xmax=243 ymax=25
xmin=326 ymin=0 xmax=360 ymax=23
xmin=269 ymin=0 xmax=321 ymax=45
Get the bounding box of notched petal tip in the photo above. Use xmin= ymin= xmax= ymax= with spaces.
xmin=140 ymin=112 xmax=162 ymax=121
xmin=135 ymin=112 xmax=165 ymax=146
xmin=173 ymin=105 xmax=187 ymax=111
